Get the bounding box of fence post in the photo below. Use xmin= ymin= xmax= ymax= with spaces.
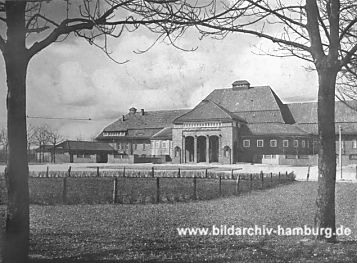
xmin=231 ymin=169 xmax=234 ymax=179
xmin=123 ymin=166 xmax=126 ymax=177
xmin=62 ymin=177 xmax=67 ymax=204
xmin=270 ymin=172 xmax=273 ymax=184
xmin=219 ymin=176 xmax=222 ymax=196
xmin=278 ymin=172 xmax=281 ymax=183
xmin=235 ymin=174 xmax=240 ymax=195
xmin=178 ymin=168 xmax=181 ymax=178
xmin=249 ymin=174 xmax=253 ymax=190
xmin=193 ymin=176 xmax=197 ymax=200
xmin=152 ymin=167 xmax=155 ymax=177
xmin=306 ymin=166 xmax=310 ymax=181
xmin=96 ymin=166 xmax=100 ymax=177
xmin=68 ymin=166 xmax=71 ymax=177
xmin=260 ymin=171 xmax=264 ymax=189
xmin=156 ymin=177 xmax=160 ymax=203
xmin=205 ymin=169 xmax=208 ymax=178
xmin=46 ymin=166 xmax=49 ymax=178
xmin=112 ymin=176 xmax=118 ymax=204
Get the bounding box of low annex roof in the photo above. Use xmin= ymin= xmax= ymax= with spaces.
xmin=240 ymin=123 xmax=310 ymax=136
xmin=288 ymin=101 xmax=357 ymax=134
xmin=102 ymin=109 xmax=189 ymax=132
xmin=288 ymin=101 xmax=357 ymax=123
xmin=56 ymin=140 xmax=115 ymax=153
xmin=151 ymin=127 xmax=173 ymax=140
xmin=173 ymin=99 xmax=246 ymax=124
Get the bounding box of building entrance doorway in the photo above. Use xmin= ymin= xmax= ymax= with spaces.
xmin=209 ymin=136 xmax=219 ymax=162
xmin=197 ymin=136 xmax=206 ymax=162
xmin=185 ymin=136 xmax=194 ymax=162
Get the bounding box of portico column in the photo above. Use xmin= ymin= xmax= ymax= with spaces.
xmin=218 ymin=134 xmax=222 ymax=163
xmin=194 ymin=136 xmax=197 ymax=163
xmin=182 ymin=135 xmax=185 ymax=163
xmin=206 ymin=135 xmax=210 ymax=163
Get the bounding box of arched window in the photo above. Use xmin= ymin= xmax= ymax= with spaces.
xmin=223 ymin=146 xmax=231 ymax=158
xmin=174 ymin=146 xmax=181 ymax=157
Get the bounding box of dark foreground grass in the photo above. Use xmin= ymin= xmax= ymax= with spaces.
xmin=1 ymin=182 xmax=357 ymax=262
xmin=1 ymin=173 xmax=292 ymax=205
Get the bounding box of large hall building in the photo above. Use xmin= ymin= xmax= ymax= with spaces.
xmin=96 ymin=80 xmax=357 ymax=165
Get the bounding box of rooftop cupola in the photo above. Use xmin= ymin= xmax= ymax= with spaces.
xmin=232 ymin=80 xmax=251 ymax=90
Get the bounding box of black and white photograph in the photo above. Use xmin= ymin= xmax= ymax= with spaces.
xmin=0 ymin=0 xmax=357 ymax=262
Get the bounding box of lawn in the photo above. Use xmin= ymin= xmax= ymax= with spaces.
xmin=17 ymin=182 xmax=356 ymax=262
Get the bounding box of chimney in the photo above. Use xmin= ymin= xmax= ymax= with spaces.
xmin=232 ymin=80 xmax=251 ymax=90
xmin=122 ymin=115 xmax=125 ymax=121
xmin=141 ymin=109 xmax=145 ymax=115
xmin=129 ymin=107 xmax=137 ymax=114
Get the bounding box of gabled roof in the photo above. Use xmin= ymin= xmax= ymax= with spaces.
xmin=151 ymin=127 xmax=172 ymax=140
xmin=240 ymin=123 xmax=310 ymax=136
xmin=173 ymin=99 xmax=246 ymax=124
xmin=205 ymin=86 xmax=288 ymax=123
xmin=102 ymin=109 xmax=189 ymax=132
xmin=56 ymin=140 xmax=115 ymax=152
xmin=35 ymin=145 xmax=54 ymax=152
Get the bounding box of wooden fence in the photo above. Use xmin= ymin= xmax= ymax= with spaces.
xmin=0 ymin=167 xmax=295 ymax=205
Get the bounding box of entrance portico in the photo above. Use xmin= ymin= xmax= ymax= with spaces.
xmin=172 ymin=99 xmax=246 ymax=164
xmin=183 ymin=134 xmax=221 ymax=163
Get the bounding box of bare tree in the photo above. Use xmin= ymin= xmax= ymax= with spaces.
xmin=47 ymin=128 xmax=64 ymax=163
xmin=0 ymin=1 xmax=230 ymax=262
xmin=195 ymin=0 xmax=357 ymax=241
xmin=32 ymin=124 xmax=51 ymax=163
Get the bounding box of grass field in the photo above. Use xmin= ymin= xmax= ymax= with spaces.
xmin=4 ymin=182 xmax=351 ymax=262
xmin=0 ymin=172 xmax=293 ymax=205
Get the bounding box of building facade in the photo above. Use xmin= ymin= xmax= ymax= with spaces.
xmin=96 ymin=80 xmax=357 ymax=165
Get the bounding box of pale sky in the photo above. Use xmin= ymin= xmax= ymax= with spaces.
xmin=0 ymin=25 xmax=318 ymax=140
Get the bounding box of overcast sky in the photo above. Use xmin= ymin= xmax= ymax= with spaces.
xmin=0 ymin=24 xmax=318 ymax=140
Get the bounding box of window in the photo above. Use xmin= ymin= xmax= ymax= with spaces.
xmin=283 ymin=140 xmax=289 ymax=147
xmin=302 ymin=140 xmax=306 ymax=148
xmin=223 ymin=146 xmax=231 ymax=157
xmin=353 ymin=139 xmax=357 ymax=149
xmin=156 ymin=141 xmax=160 ymax=148
xmin=113 ymin=153 xmax=120 ymax=159
xmin=350 ymin=154 xmax=357 ymax=160
xmin=143 ymin=143 xmax=146 ymax=150
xmin=83 ymin=154 xmax=90 ymax=158
xmin=257 ymin=139 xmax=264 ymax=147
xmin=174 ymin=147 xmax=181 ymax=157
xmin=270 ymin=140 xmax=277 ymax=147
xmin=243 ymin=139 xmax=250 ymax=148
xmin=162 ymin=142 xmax=167 ymax=148
xmin=77 ymin=154 xmax=83 ymax=158
xmin=294 ymin=140 xmax=299 ymax=147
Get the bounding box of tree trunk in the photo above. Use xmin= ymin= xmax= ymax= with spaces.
xmin=315 ymin=67 xmax=338 ymax=242
xmin=2 ymin=2 xmax=30 ymax=263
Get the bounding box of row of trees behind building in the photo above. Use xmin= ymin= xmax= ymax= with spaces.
xmin=0 ymin=124 xmax=64 ymax=163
